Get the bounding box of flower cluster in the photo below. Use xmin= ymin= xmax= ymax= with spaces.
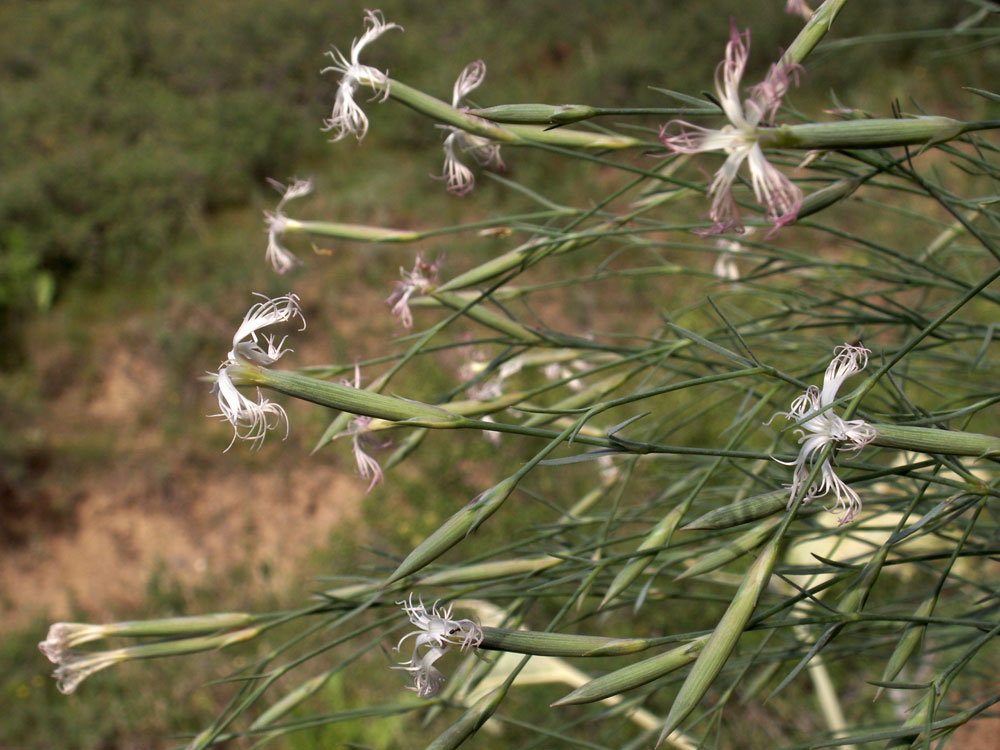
xmin=773 ymin=343 xmax=877 ymax=524
xmin=212 ymin=294 xmax=305 ymax=450
xmin=438 ymin=61 xmax=505 ymax=195
xmin=393 ymin=594 xmax=483 ymax=698
xmin=660 ymin=21 xmax=802 ymax=236
xmin=264 ymin=177 xmax=313 ymax=274
xmin=386 ymin=254 xmax=443 ymax=328
xmin=321 ymin=10 xmax=402 ymax=142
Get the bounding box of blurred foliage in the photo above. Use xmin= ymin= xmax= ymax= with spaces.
xmin=0 ymin=0 xmax=332 ymax=366
xmin=1 ymin=0 xmax=981 ymax=367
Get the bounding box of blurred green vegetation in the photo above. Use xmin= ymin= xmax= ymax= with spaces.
xmin=3 ymin=0 xmax=998 ymax=748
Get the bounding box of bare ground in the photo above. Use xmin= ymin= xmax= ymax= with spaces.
xmin=1 ymin=313 xmax=365 ymax=632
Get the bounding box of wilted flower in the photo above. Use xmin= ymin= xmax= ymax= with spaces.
xmin=42 ymin=647 xmax=128 ymax=695
xmin=386 ymin=254 xmax=442 ymax=328
xmin=39 ymin=623 xmax=112 ymax=663
xmin=772 ymin=343 xmax=876 ymax=524
xmin=212 ymin=294 xmax=305 ymax=450
xmin=437 ymin=61 xmax=505 ymax=195
xmin=264 ymin=177 xmax=313 ymax=274
xmin=321 ymin=9 xmax=402 ymax=141
xmin=660 ymin=20 xmax=803 ymax=236
xmin=393 ymin=594 xmax=483 ymax=698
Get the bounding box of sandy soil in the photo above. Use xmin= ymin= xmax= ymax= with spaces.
xmin=1 ymin=318 xmax=365 ymax=632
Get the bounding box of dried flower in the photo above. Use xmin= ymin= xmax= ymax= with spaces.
xmin=264 ymin=177 xmax=313 ymax=274
xmin=660 ymin=20 xmax=803 ymax=236
xmin=212 ymin=294 xmax=305 ymax=450
xmin=393 ymin=594 xmax=483 ymax=698
xmin=44 ymin=648 xmax=128 ymax=695
xmin=772 ymin=343 xmax=876 ymax=524
xmin=39 ymin=623 xmax=112 ymax=662
xmin=321 ymin=9 xmax=402 ymax=141
xmin=386 ymin=254 xmax=442 ymax=328
xmin=437 ymin=61 xmax=505 ymax=195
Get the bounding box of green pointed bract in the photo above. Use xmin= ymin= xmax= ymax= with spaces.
xmin=436 ymin=218 xmax=629 ymax=292
xmin=467 ymin=103 xmax=599 ymax=125
xmin=479 ymin=627 xmax=655 ymax=657
xmin=682 ymin=490 xmax=789 ymax=530
xmin=782 ymin=0 xmax=851 ymax=66
xmin=874 ymin=596 xmax=936 ymax=701
xmin=674 ymin=516 xmax=780 ymax=582
xmin=431 ymin=291 xmax=546 ymax=342
xmin=600 ymin=503 xmax=686 ymax=610
xmin=424 ymin=686 xmax=507 ymax=750
xmin=656 ymin=537 xmax=779 ymax=746
xmin=384 ymin=477 xmax=519 ymax=585
xmin=416 ymin=556 xmax=561 ymax=587
xmin=522 ymin=371 xmax=632 ymax=430
xmin=386 ymin=78 xmax=640 ymax=149
xmin=797 ymin=176 xmax=864 ymax=219
xmin=552 ymin=636 xmax=708 ymax=707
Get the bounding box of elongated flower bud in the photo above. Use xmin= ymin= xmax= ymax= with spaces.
xmin=231 ymin=364 xmax=466 ymax=428
xmin=553 ymin=636 xmax=708 ymax=706
xmin=758 ymin=116 xmax=966 ymax=151
xmin=384 ymin=477 xmax=519 ymax=584
xmin=467 ymin=103 xmax=599 ymax=125
xmin=657 ymin=537 xmax=779 ymax=746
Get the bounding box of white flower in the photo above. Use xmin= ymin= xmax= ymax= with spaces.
xmin=773 ymin=344 xmax=877 ymax=524
xmin=713 ymin=236 xmax=745 ymax=281
xmin=336 ymin=365 xmax=384 ymax=490
xmin=264 ymin=177 xmax=313 ymax=274
xmin=40 ymin=644 xmax=127 ymax=695
xmin=349 ymin=415 xmax=383 ymax=491
xmin=212 ymin=294 xmax=305 ymax=450
xmin=393 ymin=594 xmax=483 ymax=698
xmin=321 ymin=9 xmax=402 ymax=142
xmin=659 ymin=21 xmax=803 ymax=236
xmin=386 ymin=254 xmax=441 ymax=328
xmin=437 ymin=61 xmax=505 ymax=195
xmin=393 ymin=646 xmax=448 ymax=698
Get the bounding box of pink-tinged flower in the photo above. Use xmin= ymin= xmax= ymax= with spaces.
xmin=212 ymin=294 xmax=305 ymax=450
xmin=348 ymin=415 xmax=383 ymax=491
xmin=321 ymin=10 xmax=402 ymax=141
xmin=392 ymin=594 xmax=483 ymax=698
xmin=785 ymin=0 xmax=813 ymax=19
xmin=340 ymin=365 xmax=384 ymax=491
xmin=659 ymin=21 xmax=803 ymax=236
xmin=263 ymin=177 xmax=313 ymax=274
xmin=437 ymin=61 xmax=505 ymax=195
xmin=772 ymin=344 xmax=876 ymax=524
xmin=386 ymin=254 xmax=442 ymax=328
